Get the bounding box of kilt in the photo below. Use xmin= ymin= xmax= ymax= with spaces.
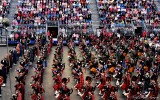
xmin=97 ymin=83 xmax=104 ymax=91
xmin=53 ymin=84 xmax=61 ymax=90
xmin=75 ymin=83 xmax=84 ymax=90
xmin=121 ymin=83 xmax=127 ymax=90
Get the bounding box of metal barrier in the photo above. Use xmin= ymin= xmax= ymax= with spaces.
xmin=59 ymin=24 xmax=94 ymax=35
xmin=146 ymin=24 xmax=160 ymax=33
xmin=11 ymin=24 xmax=46 ymax=34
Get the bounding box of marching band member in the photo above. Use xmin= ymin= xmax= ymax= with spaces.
xmin=120 ymin=72 xmax=131 ymax=95
xmin=147 ymin=76 xmax=159 ymax=100
xmin=57 ymin=78 xmax=71 ymax=100
xmin=75 ymin=71 xmax=84 ymax=95
xmin=80 ymin=76 xmax=95 ymax=100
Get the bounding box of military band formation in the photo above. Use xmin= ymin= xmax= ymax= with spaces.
xmin=0 ymin=33 xmax=159 ymax=100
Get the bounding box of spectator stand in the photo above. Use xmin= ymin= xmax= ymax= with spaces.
xmin=10 ymin=0 xmax=94 ymax=45
xmin=96 ymin=0 xmax=160 ymax=37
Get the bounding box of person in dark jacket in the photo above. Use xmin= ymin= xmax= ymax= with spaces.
xmin=13 ymin=47 xmax=17 ymax=65
xmin=0 ymin=59 xmax=7 ymax=87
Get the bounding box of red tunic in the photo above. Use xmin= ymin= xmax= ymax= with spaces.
xmin=53 ymin=76 xmax=62 ymax=90
xmin=57 ymin=85 xmax=70 ymax=100
xmin=121 ymin=74 xmax=130 ymax=91
xmin=31 ymin=94 xmax=44 ymax=100
xmin=75 ymin=74 xmax=84 ymax=92
xmin=82 ymin=86 xmax=95 ymax=100
xmin=98 ymin=76 xmax=106 ymax=91
xmin=103 ymin=85 xmax=112 ymax=100
xmin=17 ymin=92 xmax=23 ymax=100
xmin=148 ymin=84 xmax=159 ymax=100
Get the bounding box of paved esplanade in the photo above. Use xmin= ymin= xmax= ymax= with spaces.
xmin=0 ymin=46 xmax=126 ymax=100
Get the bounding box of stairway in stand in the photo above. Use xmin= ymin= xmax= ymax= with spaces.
xmin=89 ymin=0 xmax=100 ymax=35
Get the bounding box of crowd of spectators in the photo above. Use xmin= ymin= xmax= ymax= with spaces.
xmin=97 ymin=0 xmax=160 ymax=27
xmin=12 ymin=0 xmax=92 ymax=26
xmin=0 ymin=0 xmax=10 ymax=18
xmin=10 ymin=0 xmax=93 ymax=41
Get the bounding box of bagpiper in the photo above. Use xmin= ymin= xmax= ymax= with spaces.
xmin=57 ymin=77 xmax=72 ymax=100
xmin=125 ymin=76 xmax=140 ymax=100
xmin=147 ymin=76 xmax=159 ymax=100
xmin=80 ymin=76 xmax=95 ymax=100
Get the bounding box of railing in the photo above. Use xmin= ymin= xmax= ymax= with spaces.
xmin=59 ymin=24 xmax=94 ymax=35
xmin=146 ymin=24 xmax=160 ymax=33
xmin=11 ymin=24 xmax=46 ymax=34
xmin=11 ymin=21 xmax=160 ymax=38
xmin=0 ymin=35 xmax=7 ymax=45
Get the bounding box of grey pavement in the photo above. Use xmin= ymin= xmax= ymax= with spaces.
xmin=43 ymin=47 xmax=55 ymax=100
xmin=0 ymin=46 xmax=159 ymax=100
xmin=0 ymin=47 xmax=21 ymax=100
xmin=62 ymin=46 xmax=81 ymax=100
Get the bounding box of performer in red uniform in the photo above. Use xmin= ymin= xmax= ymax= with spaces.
xmin=125 ymin=76 xmax=140 ymax=100
xmin=120 ymin=72 xmax=131 ymax=94
xmin=53 ymin=73 xmax=62 ymax=95
xmin=147 ymin=77 xmax=159 ymax=100
xmin=75 ymin=72 xmax=84 ymax=94
xmin=81 ymin=76 xmax=95 ymax=100
xmin=101 ymin=76 xmax=113 ymax=99
xmin=31 ymin=81 xmax=45 ymax=95
xmin=108 ymin=86 xmax=118 ymax=100
xmin=14 ymin=81 xmax=25 ymax=100
xmin=0 ymin=76 xmax=3 ymax=96
xmin=97 ymin=73 xmax=107 ymax=95
xmin=57 ymin=78 xmax=72 ymax=100
xmin=31 ymin=92 xmax=44 ymax=100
